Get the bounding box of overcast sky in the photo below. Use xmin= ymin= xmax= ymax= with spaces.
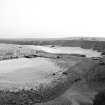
xmin=0 ymin=0 xmax=105 ymax=38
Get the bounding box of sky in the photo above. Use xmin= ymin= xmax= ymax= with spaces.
xmin=0 ymin=0 xmax=105 ymax=38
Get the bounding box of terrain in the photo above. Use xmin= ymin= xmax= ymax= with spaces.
xmin=0 ymin=38 xmax=104 ymax=105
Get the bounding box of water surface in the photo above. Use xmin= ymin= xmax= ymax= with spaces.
xmin=27 ymin=45 xmax=101 ymax=57
xmin=0 ymin=57 xmax=62 ymax=90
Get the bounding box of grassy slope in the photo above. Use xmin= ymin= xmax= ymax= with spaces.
xmin=35 ymin=58 xmax=105 ymax=105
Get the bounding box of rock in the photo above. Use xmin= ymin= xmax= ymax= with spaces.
xmin=56 ymin=56 xmax=61 ymax=59
xmin=52 ymin=73 xmax=56 ymax=76
xmin=101 ymin=52 xmax=105 ymax=55
xmin=99 ymin=61 xmax=105 ymax=65
xmin=62 ymin=72 xmax=68 ymax=75
xmin=93 ymin=91 xmax=105 ymax=105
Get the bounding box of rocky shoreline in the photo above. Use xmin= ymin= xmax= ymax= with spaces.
xmin=0 ymin=43 xmax=104 ymax=105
